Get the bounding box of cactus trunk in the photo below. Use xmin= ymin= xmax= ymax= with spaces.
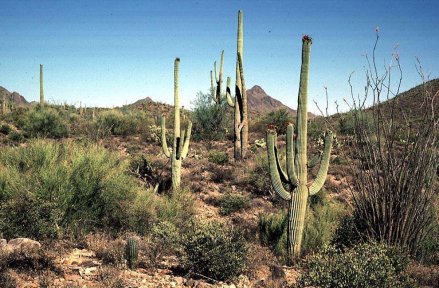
xmin=40 ymin=64 xmax=44 ymax=106
xmin=266 ymin=36 xmax=334 ymax=265
xmin=161 ymin=58 xmax=192 ymax=192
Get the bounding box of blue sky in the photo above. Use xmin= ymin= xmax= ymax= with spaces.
xmin=1 ymin=0 xmax=438 ymax=114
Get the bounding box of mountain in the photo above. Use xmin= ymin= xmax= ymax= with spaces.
xmin=0 ymin=86 xmax=29 ymax=106
xmin=246 ymin=85 xmax=314 ymax=118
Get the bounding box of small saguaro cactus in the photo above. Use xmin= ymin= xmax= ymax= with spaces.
xmin=125 ymin=237 xmax=138 ymax=269
xmin=210 ymin=50 xmax=224 ymax=104
xmin=161 ymin=58 xmax=192 ymax=191
xmin=40 ymin=64 xmax=45 ymax=106
xmin=226 ymin=10 xmax=248 ymax=160
xmin=266 ymin=35 xmax=333 ymax=265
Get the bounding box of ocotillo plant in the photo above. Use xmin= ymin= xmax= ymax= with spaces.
xmin=210 ymin=50 xmax=224 ymax=104
xmin=266 ymin=35 xmax=333 ymax=265
xmin=226 ymin=10 xmax=248 ymax=159
xmin=40 ymin=64 xmax=45 ymax=106
xmin=161 ymin=58 xmax=192 ymax=191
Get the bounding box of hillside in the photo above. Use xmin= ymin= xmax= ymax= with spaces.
xmin=247 ymin=85 xmax=315 ymax=119
xmin=0 ymin=86 xmax=29 ymax=106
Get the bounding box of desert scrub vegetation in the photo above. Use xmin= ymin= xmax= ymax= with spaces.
xmin=207 ymin=150 xmax=229 ymax=165
xmin=20 ymin=106 xmax=69 ymax=138
xmin=191 ymin=91 xmax=231 ymax=141
xmin=0 ymin=140 xmax=194 ymax=239
xmin=180 ymin=220 xmax=248 ymax=281
xmin=259 ymin=192 xmax=345 ymax=263
xmin=296 ymin=243 xmax=417 ymax=288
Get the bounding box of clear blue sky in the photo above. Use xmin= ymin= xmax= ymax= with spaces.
xmin=1 ymin=0 xmax=438 ymax=113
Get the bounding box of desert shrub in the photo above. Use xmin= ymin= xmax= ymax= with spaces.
xmin=20 ymin=107 xmax=69 ymax=138
xmin=296 ymin=243 xmax=417 ymax=288
xmin=7 ymin=131 xmax=24 ymax=143
xmin=0 ymin=140 xmax=141 ymax=239
xmin=0 ymin=124 xmax=11 ymax=135
xmin=180 ymin=220 xmax=248 ymax=281
xmin=256 ymin=109 xmax=293 ymax=135
xmin=143 ymin=221 xmax=179 ymax=267
xmin=207 ymin=150 xmax=229 ymax=165
xmin=338 ymin=111 xmax=373 ymax=135
xmin=85 ymin=233 xmax=126 ymax=267
xmin=191 ymin=91 xmax=231 ymax=141
xmin=332 ymin=213 xmax=367 ymax=249
xmin=96 ymin=109 xmax=147 ymax=136
xmin=217 ymin=193 xmax=250 ymax=216
xmin=209 ymin=164 xmax=234 ymax=183
xmin=259 ymin=194 xmax=345 ymax=262
xmin=248 ymin=152 xmax=272 ymax=195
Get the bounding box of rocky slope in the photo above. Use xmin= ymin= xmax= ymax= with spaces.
xmin=0 ymin=86 xmax=29 ymax=106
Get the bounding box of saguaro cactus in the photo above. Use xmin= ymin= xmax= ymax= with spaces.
xmin=266 ymin=36 xmax=333 ymax=265
xmin=161 ymin=58 xmax=192 ymax=191
xmin=210 ymin=50 xmax=224 ymax=104
xmin=226 ymin=10 xmax=248 ymax=159
xmin=40 ymin=64 xmax=45 ymax=106
xmin=125 ymin=237 xmax=138 ymax=269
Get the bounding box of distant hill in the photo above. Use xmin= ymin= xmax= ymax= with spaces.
xmin=0 ymin=86 xmax=29 ymax=106
xmin=379 ymin=78 xmax=439 ymax=123
xmin=247 ymin=85 xmax=314 ymax=118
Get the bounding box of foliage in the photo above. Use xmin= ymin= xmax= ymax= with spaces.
xmin=0 ymin=140 xmax=140 ymax=239
xmin=180 ymin=220 xmax=248 ymax=281
xmin=0 ymin=124 xmax=11 ymax=135
xmin=96 ymin=109 xmax=147 ymax=136
xmin=257 ymin=108 xmax=293 ymax=135
xmin=21 ymin=107 xmax=69 ymax=138
xmin=207 ymin=150 xmax=229 ymax=165
xmin=217 ymin=193 xmax=250 ymax=216
xmin=296 ymin=243 xmax=417 ymax=288
xmin=191 ymin=91 xmax=231 ymax=141
xmin=259 ymin=193 xmax=345 ymax=263
xmin=338 ymin=110 xmax=373 ymax=135
xmin=248 ymin=152 xmax=272 ymax=195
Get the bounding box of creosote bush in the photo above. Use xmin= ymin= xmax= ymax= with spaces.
xmin=0 ymin=140 xmax=194 ymax=239
xmin=296 ymin=243 xmax=417 ymax=288
xmin=207 ymin=150 xmax=229 ymax=165
xmin=216 ymin=193 xmax=250 ymax=216
xmin=21 ymin=107 xmax=69 ymax=138
xmin=180 ymin=220 xmax=248 ymax=281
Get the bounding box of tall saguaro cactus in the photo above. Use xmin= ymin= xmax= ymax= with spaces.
xmin=161 ymin=58 xmax=192 ymax=191
xmin=210 ymin=50 xmax=224 ymax=104
xmin=40 ymin=64 xmax=45 ymax=106
xmin=226 ymin=10 xmax=248 ymax=159
xmin=266 ymin=36 xmax=333 ymax=265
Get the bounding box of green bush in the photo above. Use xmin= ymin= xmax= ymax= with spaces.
xmin=255 ymin=109 xmax=293 ymax=135
xmin=191 ymin=92 xmax=231 ymax=141
xmin=259 ymin=193 xmax=345 ymax=263
xmin=338 ymin=111 xmax=373 ymax=135
xmin=207 ymin=150 xmax=229 ymax=165
xmin=249 ymin=152 xmax=272 ymax=195
xmin=0 ymin=124 xmax=11 ymax=135
xmin=8 ymin=131 xmax=24 ymax=143
xmin=0 ymin=140 xmax=141 ymax=239
xmin=181 ymin=220 xmax=248 ymax=281
xmin=96 ymin=109 xmax=148 ymax=136
xmin=217 ymin=193 xmax=250 ymax=216
xmin=21 ymin=107 xmax=69 ymax=138
xmin=296 ymin=243 xmax=417 ymax=288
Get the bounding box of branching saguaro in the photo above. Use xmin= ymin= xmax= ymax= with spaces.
xmin=267 ymin=36 xmax=334 ymax=265
xmin=161 ymin=58 xmax=192 ymax=191
xmin=226 ymin=10 xmax=248 ymax=160
xmin=346 ymin=33 xmax=439 ymax=255
xmin=210 ymin=50 xmax=224 ymax=104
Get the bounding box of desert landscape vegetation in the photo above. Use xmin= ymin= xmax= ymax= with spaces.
xmin=0 ymin=2 xmax=438 ymax=288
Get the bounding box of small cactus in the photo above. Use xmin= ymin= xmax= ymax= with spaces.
xmin=125 ymin=237 xmax=138 ymax=269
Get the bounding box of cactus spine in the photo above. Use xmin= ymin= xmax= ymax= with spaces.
xmin=266 ymin=36 xmax=333 ymax=265
xmin=40 ymin=64 xmax=45 ymax=106
xmin=226 ymin=10 xmax=248 ymax=159
xmin=161 ymin=58 xmax=192 ymax=191
xmin=210 ymin=50 xmax=224 ymax=104
xmin=125 ymin=237 xmax=138 ymax=269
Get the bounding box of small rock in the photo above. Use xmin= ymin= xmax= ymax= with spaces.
xmin=5 ymin=238 xmax=41 ymax=253
xmin=185 ymin=279 xmax=196 ymax=287
xmin=174 ymin=276 xmax=185 ymax=285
